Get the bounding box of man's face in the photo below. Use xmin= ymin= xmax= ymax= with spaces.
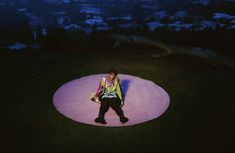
xmin=108 ymin=73 xmax=116 ymax=81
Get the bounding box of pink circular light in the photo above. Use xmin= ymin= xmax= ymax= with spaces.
xmin=53 ymin=74 xmax=170 ymax=127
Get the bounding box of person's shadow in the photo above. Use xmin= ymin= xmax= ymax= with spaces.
xmin=120 ymin=79 xmax=130 ymax=102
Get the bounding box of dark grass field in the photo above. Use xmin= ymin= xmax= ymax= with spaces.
xmin=0 ymin=48 xmax=235 ymax=152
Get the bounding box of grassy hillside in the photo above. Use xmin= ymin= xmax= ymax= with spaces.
xmin=0 ymin=48 xmax=235 ymax=152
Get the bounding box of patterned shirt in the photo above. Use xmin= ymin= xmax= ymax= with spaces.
xmin=96 ymin=75 xmax=121 ymax=100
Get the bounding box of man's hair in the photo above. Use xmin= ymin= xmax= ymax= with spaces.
xmin=108 ymin=69 xmax=118 ymax=76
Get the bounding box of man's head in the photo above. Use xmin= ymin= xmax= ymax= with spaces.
xmin=108 ymin=69 xmax=118 ymax=81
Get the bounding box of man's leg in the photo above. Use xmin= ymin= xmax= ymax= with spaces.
xmin=99 ymin=98 xmax=111 ymax=117
xmin=110 ymin=98 xmax=124 ymax=116
xmin=95 ymin=98 xmax=110 ymax=124
xmin=110 ymin=98 xmax=129 ymax=124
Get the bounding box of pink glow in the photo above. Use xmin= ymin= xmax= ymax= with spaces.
xmin=53 ymin=74 xmax=170 ymax=127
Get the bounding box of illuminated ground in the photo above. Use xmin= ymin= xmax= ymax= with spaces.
xmin=53 ymin=74 xmax=170 ymax=127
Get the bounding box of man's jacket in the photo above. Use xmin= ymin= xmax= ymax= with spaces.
xmin=95 ymin=75 xmax=124 ymax=105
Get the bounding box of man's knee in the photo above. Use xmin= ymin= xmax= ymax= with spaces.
xmin=111 ymin=100 xmax=123 ymax=113
xmin=99 ymin=98 xmax=111 ymax=111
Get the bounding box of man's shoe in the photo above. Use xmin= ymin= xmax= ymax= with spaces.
xmin=94 ymin=117 xmax=107 ymax=125
xmin=120 ymin=116 xmax=129 ymax=124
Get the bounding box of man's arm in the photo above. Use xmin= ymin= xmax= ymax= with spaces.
xmin=91 ymin=80 xmax=104 ymax=104
xmin=95 ymin=80 xmax=103 ymax=97
xmin=116 ymin=78 xmax=124 ymax=107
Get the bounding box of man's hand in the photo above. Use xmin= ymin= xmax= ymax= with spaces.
xmin=91 ymin=97 xmax=96 ymax=102
xmin=91 ymin=96 xmax=101 ymax=104
xmin=120 ymin=101 xmax=124 ymax=107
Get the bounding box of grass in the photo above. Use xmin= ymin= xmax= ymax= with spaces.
xmin=0 ymin=48 xmax=235 ymax=152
